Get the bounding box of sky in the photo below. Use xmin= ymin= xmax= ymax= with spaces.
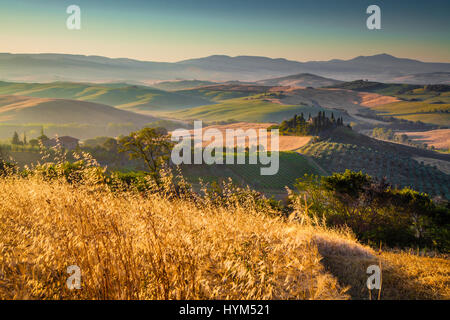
xmin=0 ymin=0 xmax=449 ymax=63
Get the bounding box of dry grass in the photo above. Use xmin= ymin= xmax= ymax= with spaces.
xmin=0 ymin=175 xmax=351 ymax=300
xmin=358 ymin=92 xmax=401 ymax=108
xmin=0 ymin=166 xmax=448 ymax=300
xmin=380 ymin=251 xmax=450 ymax=299
xmin=320 ymin=250 xmax=450 ymax=300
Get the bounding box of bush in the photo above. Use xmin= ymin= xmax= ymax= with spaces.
xmin=293 ymin=170 xmax=450 ymax=251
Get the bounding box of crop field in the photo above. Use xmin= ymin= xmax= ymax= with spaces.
xmin=372 ymin=101 xmax=449 ymax=115
xmin=181 ymin=151 xmax=321 ymax=194
xmin=367 ymin=88 xmax=450 ymax=126
xmin=298 ymin=141 xmax=450 ymax=199
xmin=391 ymin=113 xmax=450 ymax=126
xmin=402 ymin=129 xmax=450 ymax=150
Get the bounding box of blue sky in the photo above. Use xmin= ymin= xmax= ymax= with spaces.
xmin=0 ymin=0 xmax=449 ymax=62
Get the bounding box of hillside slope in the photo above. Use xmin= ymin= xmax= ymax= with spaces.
xmin=0 ymin=81 xmax=212 ymax=114
xmin=298 ymin=127 xmax=450 ymax=198
xmin=151 ymin=80 xmax=218 ymax=91
xmin=257 ymin=73 xmax=343 ymax=88
xmin=0 ymin=95 xmax=157 ymax=125
xmin=0 ymin=174 xmax=448 ymax=299
xmin=172 ymin=96 xmax=334 ymax=123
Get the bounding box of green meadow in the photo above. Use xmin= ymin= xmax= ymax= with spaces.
xmin=172 ymin=96 xmax=329 ymax=123
xmin=181 ymin=151 xmax=322 ymax=195
xmin=0 ymin=81 xmax=211 ymax=113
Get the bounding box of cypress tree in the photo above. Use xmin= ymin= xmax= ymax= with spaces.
xmin=12 ymin=131 xmax=20 ymax=145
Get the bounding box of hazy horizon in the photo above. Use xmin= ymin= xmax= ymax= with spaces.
xmin=1 ymin=51 xmax=450 ymax=65
xmin=1 ymin=0 xmax=449 ymax=63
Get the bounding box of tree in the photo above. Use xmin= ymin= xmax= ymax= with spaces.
xmin=11 ymin=131 xmax=21 ymax=145
xmin=102 ymin=138 xmax=118 ymax=152
xmin=118 ymin=127 xmax=173 ymax=185
xmin=29 ymin=139 xmax=39 ymax=147
xmin=38 ymin=126 xmax=49 ymax=142
xmin=23 ymin=133 xmax=27 ymax=145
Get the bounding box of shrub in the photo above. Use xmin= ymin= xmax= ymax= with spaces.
xmin=293 ymin=170 xmax=450 ymax=251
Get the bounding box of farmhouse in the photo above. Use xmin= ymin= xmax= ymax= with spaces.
xmin=42 ymin=136 xmax=79 ymax=150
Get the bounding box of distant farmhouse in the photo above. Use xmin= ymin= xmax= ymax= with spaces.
xmin=42 ymin=136 xmax=79 ymax=150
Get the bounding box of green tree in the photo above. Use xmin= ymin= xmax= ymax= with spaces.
xmin=38 ymin=126 xmax=49 ymax=142
xmin=118 ymin=127 xmax=173 ymax=185
xmin=294 ymin=170 xmax=450 ymax=250
xmin=103 ymin=138 xmax=119 ymax=152
xmin=29 ymin=139 xmax=39 ymax=147
xmin=11 ymin=131 xmax=21 ymax=145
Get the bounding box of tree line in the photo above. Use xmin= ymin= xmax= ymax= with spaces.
xmin=272 ymin=111 xmax=350 ymax=136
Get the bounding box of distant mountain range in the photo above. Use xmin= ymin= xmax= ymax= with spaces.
xmin=0 ymin=53 xmax=449 ymax=84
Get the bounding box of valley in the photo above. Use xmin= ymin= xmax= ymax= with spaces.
xmin=1 ymin=65 xmax=448 ymax=200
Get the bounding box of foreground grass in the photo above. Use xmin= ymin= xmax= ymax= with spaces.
xmin=0 ymin=176 xmax=448 ymax=300
xmin=0 ymin=176 xmax=352 ymax=299
xmin=322 ymin=250 xmax=450 ymax=300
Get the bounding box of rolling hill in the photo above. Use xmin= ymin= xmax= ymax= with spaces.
xmin=326 ymin=80 xmax=421 ymax=95
xmin=151 ymin=80 xmax=218 ymax=91
xmin=0 ymin=81 xmax=212 ymax=114
xmin=297 ymin=127 xmax=450 ymax=199
xmin=391 ymin=72 xmax=450 ymax=85
xmin=175 ymin=84 xmax=274 ymax=102
xmin=180 ymin=151 xmax=322 ymax=196
xmin=0 ymin=95 xmax=157 ymax=125
xmin=171 ymin=96 xmax=332 ymax=123
xmin=328 ymin=81 xmax=450 ymax=126
xmin=172 ymin=85 xmax=406 ymax=126
xmin=256 ymin=73 xmax=343 ymax=88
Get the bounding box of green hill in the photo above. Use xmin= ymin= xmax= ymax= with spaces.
xmin=327 ymin=80 xmax=420 ymax=95
xmin=0 ymin=81 xmax=212 ymax=114
xmin=0 ymin=95 xmax=157 ymax=125
xmin=0 ymin=95 xmax=163 ymax=139
xmin=175 ymin=84 xmax=272 ymax=102
xmin=151 ymin=80 xmax=218 ymax=91
xmin=328 ymin=80 xmax=450 ymax=126
xmin=171 ymin=95 xmax=342 ymax=123
xmin=257 ymin=73 xmax=343 ymax=88
xmin=181 ymin=151 xmax=322 ymax=196
xmin=298 ymin=127 xmax=450 ymax=198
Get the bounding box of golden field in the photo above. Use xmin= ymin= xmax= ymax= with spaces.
xmin=0 ymin=174 xmax=448 ymax=300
